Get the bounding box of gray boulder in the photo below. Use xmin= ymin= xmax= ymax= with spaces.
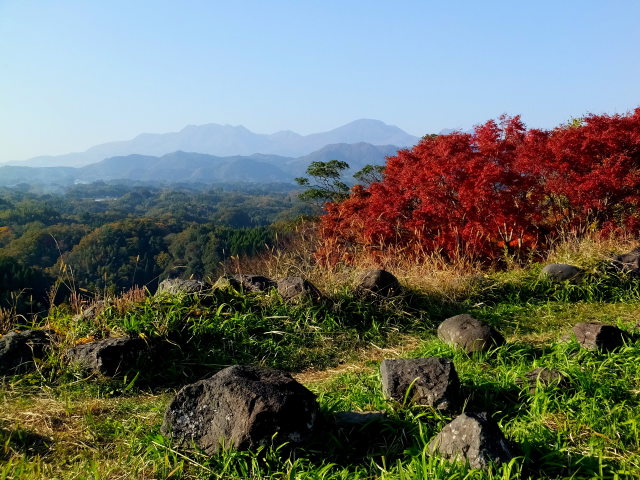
xmin=277 ymin=277 xmax=322 ymax=303
xmin=573 ymin=322 xmax=625 ymax=351
xmin=156 ymin=278 xmax=208 ymax=295
xmin=520 ymin=367 xmax=570 ymax=394
xmin=66 ymin=336 xmax=150 ymax=376
xmin=0 ymin=329 xmax=53 ymax=375
xmin=162 ymin=365 xmax=319 ymax=454
xmin=428 ymin=412 xmax=513 ymax=469
xmin=437 ymin=315 xmax=505 ymax=353
xmin=380 ymin=357 xmax=460 ymax=410
xmin=355 ymin=269 xmax=401 ymax=297
xmin=540 ymin=264 xmax=582 ymax=282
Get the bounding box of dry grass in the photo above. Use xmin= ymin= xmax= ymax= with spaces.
xmin=224 ymin=222 xmax=639 ymax=307
xmin=225 ymin=222 xmax=487 ymax=301
xmin=110 ymin=286 xmax=148 ymax=315
xmin=545 ymin=230 xmax=639 ymax=268
xmin=0 ymin=386 xmax=168 ymax=478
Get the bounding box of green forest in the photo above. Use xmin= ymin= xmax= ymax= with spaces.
xmin=0 ymin=182 xmax=313 ymax=314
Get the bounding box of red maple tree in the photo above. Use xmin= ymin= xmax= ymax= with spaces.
xmin=317 ymin=109 xmax=640 ymax=264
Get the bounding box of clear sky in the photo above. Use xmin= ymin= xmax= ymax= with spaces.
xmin=1 ymin=0 xmax=639 ymax=163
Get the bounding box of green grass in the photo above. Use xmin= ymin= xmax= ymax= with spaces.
xmin=1 ymin=266 xmax=640 ymax=478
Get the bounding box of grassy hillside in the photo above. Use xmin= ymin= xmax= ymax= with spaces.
xmin=1 ymin=236 xmax=640 ymax=479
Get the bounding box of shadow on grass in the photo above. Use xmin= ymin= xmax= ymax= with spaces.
xmin=295 ymin=411 xmax=423 ymax=467
xmin=518 ymin=438 xmax=621 ymax=479
xmin=0 ymin=427 xmax=52 ymax=459
xmin=463 ymin=382 xmax=523 ymax=419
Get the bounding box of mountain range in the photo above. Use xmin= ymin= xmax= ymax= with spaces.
xmin=0 ymin=143 xmax=401 ymax=186
xmin=11 ymin=119 xmax=420 ymax=168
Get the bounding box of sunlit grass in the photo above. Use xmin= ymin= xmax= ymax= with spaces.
xmin=1 ymin=234 xmax=640 ymax=478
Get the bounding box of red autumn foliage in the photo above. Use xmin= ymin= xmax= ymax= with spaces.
xmin=318 ymin=109 xmax=640 ymax=263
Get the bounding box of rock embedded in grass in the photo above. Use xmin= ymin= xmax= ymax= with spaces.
xmin=0 ymin=329 xmax=53 ymax=375
xmin=573 ymin=322 xmax=625 ymax=351
xmin=540 ymin=263 xmax=582 ymax=282
xmin=162 ymin=365 xmax=319 ymax=454
xmin=156 ymin=278 xmax=208 ymax=295
xmin=66 ymin=336 xmax=151 ymax=376
xmin=380 ymin=357 xmax=460 ymax=410
xmin=520 ymin=367 xmax=570 ymax=394
xmin=355 ymin=269 xmax=401 ymax=297
xmin=428 ymin=412 xmax=513 ymax=469
xmin=437 ymin=314 xmax=505 ymax=353
xmin=611 ymin=247 xmax=640 ymax=277
xmin=277 ymin=276 xmax=322 ymax=303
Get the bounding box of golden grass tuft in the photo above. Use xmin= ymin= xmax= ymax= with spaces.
xmin=224 ymin=221 xmax=639 ymax=304
xmin=544 ymin=230 xmax=639 ymax=269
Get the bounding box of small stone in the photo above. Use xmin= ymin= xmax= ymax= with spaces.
xmin=225 ymin=274 xmax=276 ymax=293
xmin=437 ymin=314 xmax=505 ymax=353
xmin=66 ymin=336 xmax=150 ymax=376
xmin=277 ymin=277 xmax=322 ymax=303
xmin=540 ymin=264 xmax=582 ymax=282
xmin=380 ymin=357 xmax=460 ymax=410
xmin=156 ymin=278 xmax=208 ymax=295
xmin=428 ymin=412 xmax=513 ymax=469
xmin=355 ymin=269 xmax=401 ymax=297
xmin=0 ymin=329 xmax=53 ymax=375
xmin=162 ymin=365 xmax=318 ymax=454
xmin=520 ymin=367 xmax=570 ymax=394
xmin=573 ymin=322 xmax=625 ymax=351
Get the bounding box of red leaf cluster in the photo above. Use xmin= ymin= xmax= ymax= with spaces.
xmin=318 ymin=109 xmax=640 ymax=263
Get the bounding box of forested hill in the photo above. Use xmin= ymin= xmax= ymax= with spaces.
xmin=0 ymin=143 xmax=399 ymax=187
xmin=0 ymin=183 xmax=314 ymax=313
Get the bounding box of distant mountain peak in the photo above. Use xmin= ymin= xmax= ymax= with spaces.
xmin=10 ymin=120 xmax=420 ymax=168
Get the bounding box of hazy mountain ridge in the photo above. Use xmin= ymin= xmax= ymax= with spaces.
xmin=11 ymin=119 xmax=419 ymax=168
xmin=0 ymin=143 xmax=400 ymax=186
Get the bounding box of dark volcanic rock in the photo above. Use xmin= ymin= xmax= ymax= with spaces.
xmin=611 ymin=247 xmax=640 ymax=277
xmin=162 ymin=365 xmax=319 ymax=454
xmin=277 ymin=277 xmax=322 ymax=303
xmin=66 ymin=336 xmax=150 ymax=376
xmin=355 ymin=269 xmax=401 ymax=297
xmin=428 ymin=412 xmax=513 ymax=469
xmin=520 ymin=367 xmax=570 ymax=394
xmin=540 ymin=263 xmax=582 ymax=282
xmin=235 ymin=274 xmax=276 ymax=292
xmin=437 ymin=314 xmax=505 ymax=353
xmin=380 ymin=357 xmax=460 ymax=410
xmin=0 ymin=329 xmax=52 ymax=375
xmin=573 ymin=322 xmax=625 ymax=351
xmin=156 ymin=278 xmax=208 ymax=295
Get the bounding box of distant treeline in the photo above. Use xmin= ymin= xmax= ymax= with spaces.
xmin=0 ymin=182 xmax=315 ymax=313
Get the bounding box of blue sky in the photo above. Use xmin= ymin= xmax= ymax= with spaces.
xmin=1 ymin=0 xmax=639 ymax=163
